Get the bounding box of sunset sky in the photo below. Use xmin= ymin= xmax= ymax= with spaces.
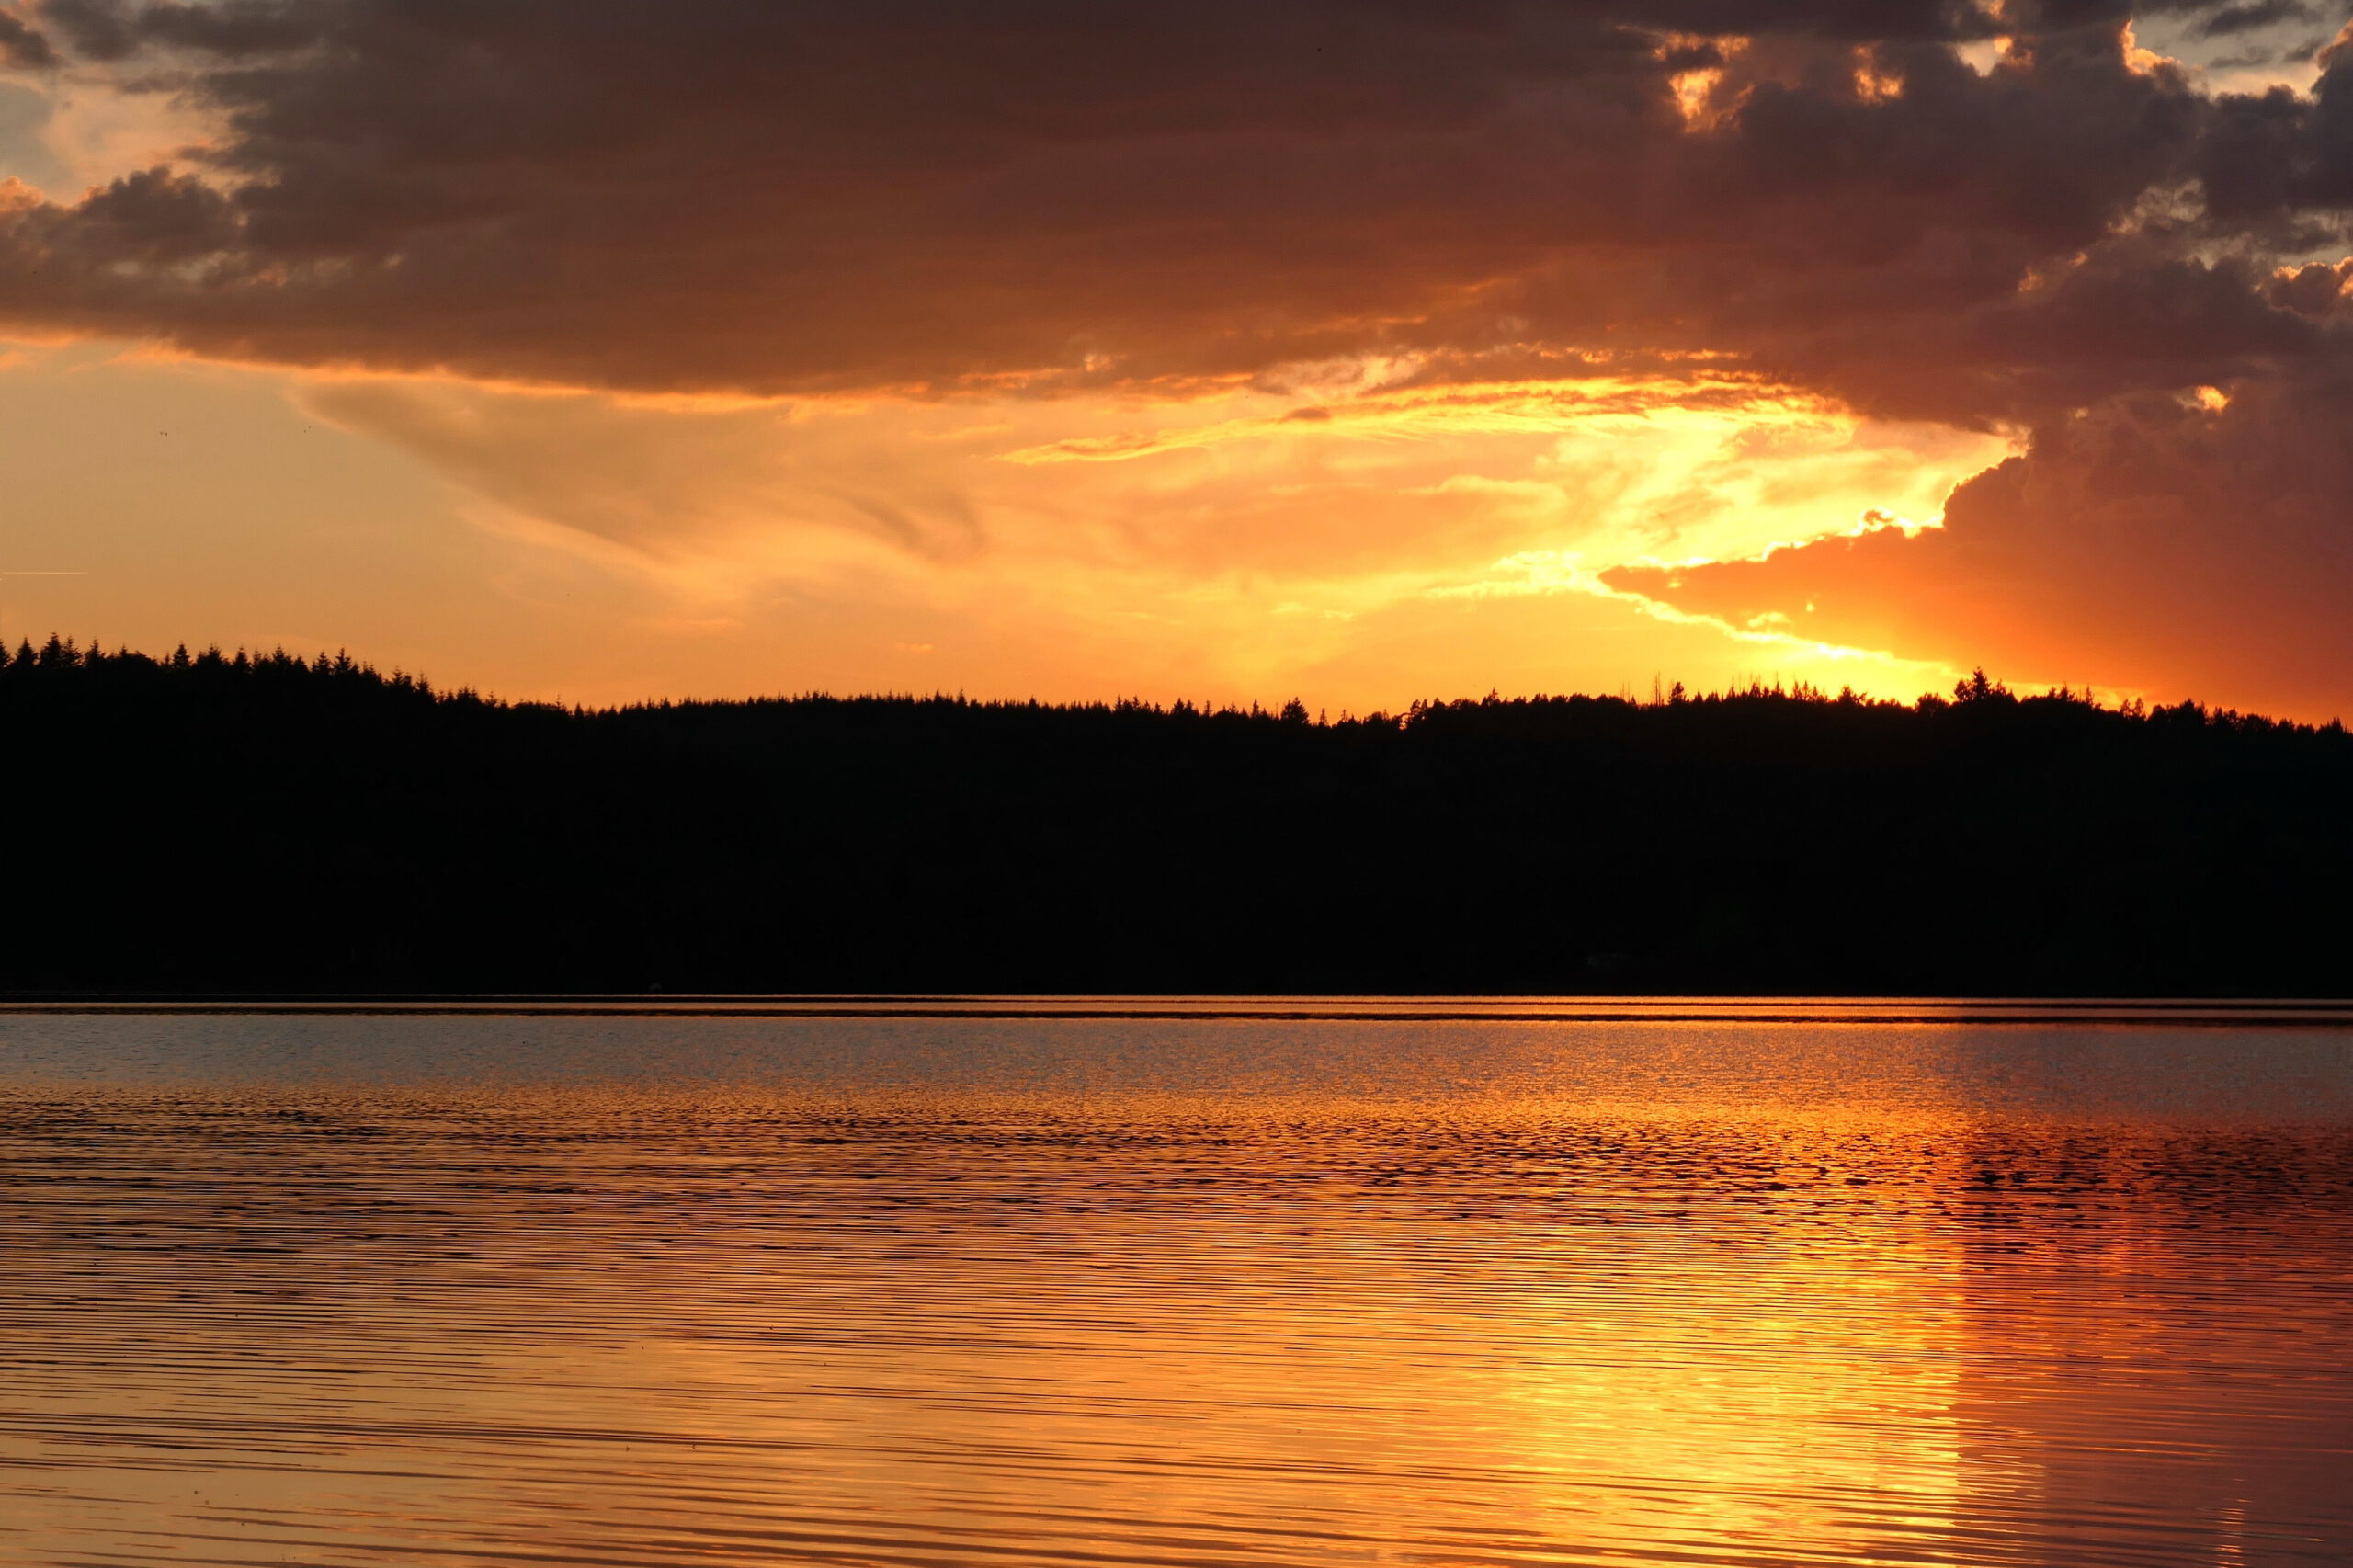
xmin=1 ymin=1 xmax=2349 ymax=716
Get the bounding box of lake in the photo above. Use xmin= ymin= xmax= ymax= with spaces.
xmin=3 ymin=1002 xmax=2349 ymax=1566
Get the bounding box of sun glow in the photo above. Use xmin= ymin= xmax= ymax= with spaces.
xmin=0 ymin=338 xmax=2009 ymax=708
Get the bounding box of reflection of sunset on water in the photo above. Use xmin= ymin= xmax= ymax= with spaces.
xmin=4 ymin=1015 xmax=2346 ymax=1564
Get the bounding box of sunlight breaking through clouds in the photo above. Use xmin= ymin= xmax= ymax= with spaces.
xmin=264 ymin=361 xmax=2014 ymax=706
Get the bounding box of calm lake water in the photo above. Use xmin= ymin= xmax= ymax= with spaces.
xmin=3 ymin=1005 xmax=2349 ymax=1567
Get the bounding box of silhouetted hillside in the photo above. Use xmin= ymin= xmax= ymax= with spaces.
xmin=6 ymin=636 xmax=2349 ymax=996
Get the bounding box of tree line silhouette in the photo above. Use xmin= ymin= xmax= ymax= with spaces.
xmin=7 ymin=634 xmax=2350 ymax=995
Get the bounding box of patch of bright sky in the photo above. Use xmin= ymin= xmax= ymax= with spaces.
xmin=1951 ymin=10 xmax=2350 ymax=91
xmin=0 ymin=56 xmax=229 ymax=199
xmin=2127 ymin=4 xmax=2352 ymax=96
xmin=300 ymin=366 xmax=2005 ymax=631
xmin=0 ymin=79 xmax=73 ymax=194
xmin=0 ymin=343 xmax=2000 ymax=708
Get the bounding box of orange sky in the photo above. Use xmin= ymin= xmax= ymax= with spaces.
xmin=1 ymin=4 xmax=2348 ymax=717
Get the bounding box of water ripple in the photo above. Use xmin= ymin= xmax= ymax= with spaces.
xmin=1 ymin=1015 xmax=2348 ymax=1565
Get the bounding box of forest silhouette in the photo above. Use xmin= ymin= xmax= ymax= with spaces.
xmin=7 ymin=635 xmax=2350 ymax=996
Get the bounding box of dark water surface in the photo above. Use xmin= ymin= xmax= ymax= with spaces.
xmin=2 ymin=1008 xmax=2349 ymax=1566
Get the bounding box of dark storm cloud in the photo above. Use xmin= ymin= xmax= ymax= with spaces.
xmin=0 ymin=0 xmax=2336 ymax=409
xmin=0 ymin=10 xmax=54 ymax=68
xmin=2197 ymin=24 xmax=2353 ymax=211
